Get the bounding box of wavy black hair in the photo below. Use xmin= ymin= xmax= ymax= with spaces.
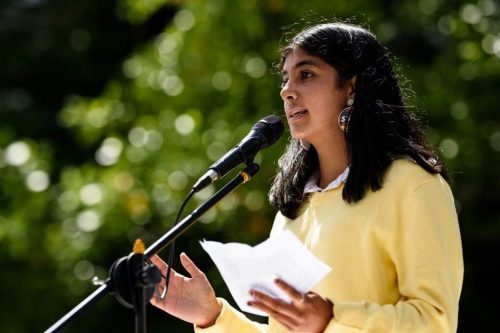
xmin=269 ymin=22 xmax=450 ymax=219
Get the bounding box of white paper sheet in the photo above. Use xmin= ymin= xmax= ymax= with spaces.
xmin=199 ymin=230 xmax=332 ymax=316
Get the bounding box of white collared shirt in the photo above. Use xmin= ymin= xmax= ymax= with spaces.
xmin=303 ymin=167 xmax=350 ymax=194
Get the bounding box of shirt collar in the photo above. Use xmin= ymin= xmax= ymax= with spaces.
xmin=304 ymin=166 xmax=350 ymax=194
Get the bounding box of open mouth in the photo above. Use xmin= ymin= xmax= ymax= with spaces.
xmin=290 ymin=109 xmax=307 ymax=118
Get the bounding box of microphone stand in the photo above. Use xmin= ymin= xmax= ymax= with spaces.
xmin=44 ymin=163 xmax=260 ymax=333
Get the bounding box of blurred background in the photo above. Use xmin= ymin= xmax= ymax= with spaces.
xmin=0 ymin=0 xmax=498 ymax=331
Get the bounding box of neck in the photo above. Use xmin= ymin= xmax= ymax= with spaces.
xmin=314 ymin=140 xmax=349 ymax=189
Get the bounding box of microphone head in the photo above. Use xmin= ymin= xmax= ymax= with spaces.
xmin=252 ymin=115 xmax=285 ymax=149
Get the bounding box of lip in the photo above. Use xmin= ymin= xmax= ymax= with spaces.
xmin=287 ymin=108 xmax=308 ymax=119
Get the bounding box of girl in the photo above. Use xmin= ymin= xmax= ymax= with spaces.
xmin=150 ymin=22 xmax=463 ymax=333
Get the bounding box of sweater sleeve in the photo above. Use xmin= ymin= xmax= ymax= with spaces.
xmin=326 ymin=177 xmax=464 ymax=333
xmin=194 ymin=298 xmax=268 ymax=333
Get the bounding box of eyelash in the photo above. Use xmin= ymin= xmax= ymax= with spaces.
xmin=301 ymin=71 xmax=313 ymax=79
xmin=281 ymin=71 xmax=313 ymax=87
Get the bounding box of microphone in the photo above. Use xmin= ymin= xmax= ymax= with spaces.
xmin=192 ymin=115 xmax=284 ymax=193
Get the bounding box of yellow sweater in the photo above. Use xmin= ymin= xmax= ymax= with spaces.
xmin=196 ymin=159 xmax=463 ymax=333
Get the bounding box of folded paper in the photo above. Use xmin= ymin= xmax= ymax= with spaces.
xmin=200 ymin=230 xmax=332 ymax=316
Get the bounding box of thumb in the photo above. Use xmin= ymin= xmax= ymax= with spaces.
xmin=179 ymin=252 xmax=204 ymax=278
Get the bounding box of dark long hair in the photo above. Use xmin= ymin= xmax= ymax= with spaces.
xmin=269 ymin=22 xmax=450 ymax=219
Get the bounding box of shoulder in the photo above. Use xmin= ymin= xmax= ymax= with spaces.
xmin=385 ymin=158 xmax=445 ymax=186
xmin=382 ymin=158 xmax=453 ymax=199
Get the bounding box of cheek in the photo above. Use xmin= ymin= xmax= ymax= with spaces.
xmin=315 ymin=92 xmax=342 ymax=118
xmin=330 ymin=89 xmax=348 ymax=114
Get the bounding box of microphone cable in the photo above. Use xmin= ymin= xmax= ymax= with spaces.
xmin=148 ymin=188 xmax=195 ymax=300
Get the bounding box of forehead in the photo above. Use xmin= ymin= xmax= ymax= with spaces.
xmin=281 ymin=50 xmax=329 ymax=74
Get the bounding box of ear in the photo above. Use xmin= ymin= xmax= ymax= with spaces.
xmin=347 ymin=75 xmax=357 ymax=98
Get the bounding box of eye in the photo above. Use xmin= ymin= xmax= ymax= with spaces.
xmin=280 ymin=77 xmax=289 ymax=87
xmin=301 ymin=71 xmax=313 ymax=79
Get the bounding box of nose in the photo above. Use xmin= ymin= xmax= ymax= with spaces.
xmin=280 ymin=81 xmax=297 ymax=102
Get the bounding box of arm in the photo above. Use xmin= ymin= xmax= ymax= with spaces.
xmin=194 ymin=298 xmax=268 ymax=333
xmin=250 ymin=176 xmax=463 ymax=333
xmin=326 ymin=177 xmax=464 ymax=332
xmin=150 ymin=253 xmax=268 ymax=333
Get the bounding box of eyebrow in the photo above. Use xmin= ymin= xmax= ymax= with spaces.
xmin=281 ymin=59 xmax=321 ymax=76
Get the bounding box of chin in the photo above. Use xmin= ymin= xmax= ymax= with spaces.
xmin=290 ymin=130 xmax=306 ymax=140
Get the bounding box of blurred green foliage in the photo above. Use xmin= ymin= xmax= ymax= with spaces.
xmin=1 ymin=0 xmax=499 ymax=331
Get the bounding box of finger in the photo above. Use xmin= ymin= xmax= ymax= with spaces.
xmin=268 ymin=311 xmax=298 ymax=331
xmin=275 ymin=278 xmax=304 ymax=303
xmin=249 ymin=290 xmax=299 ymax=318
xmin=247 ymin=299 xmax=298 ymax=330
xmin=149 ymin=254 xmax=168 ymax=272
xmin=149 ymin=255 xmax=173 ymax=291
xmin=150 ymin=293 xmax=161 ymax=306
xmin=179 ymin=252 xmax=204 ymax=278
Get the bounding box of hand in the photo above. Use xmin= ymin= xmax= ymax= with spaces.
xmin=149 ymin=253 xmax=222 ymax=328
xmin=248 ymin=279 xmax=334 ymax=333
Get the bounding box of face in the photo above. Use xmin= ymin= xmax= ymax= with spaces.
xmin=280 ymin=49 xmax=354 ymax=150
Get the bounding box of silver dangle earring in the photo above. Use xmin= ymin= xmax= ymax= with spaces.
xmin=338 ymin=98 xmax=354 ymax=132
